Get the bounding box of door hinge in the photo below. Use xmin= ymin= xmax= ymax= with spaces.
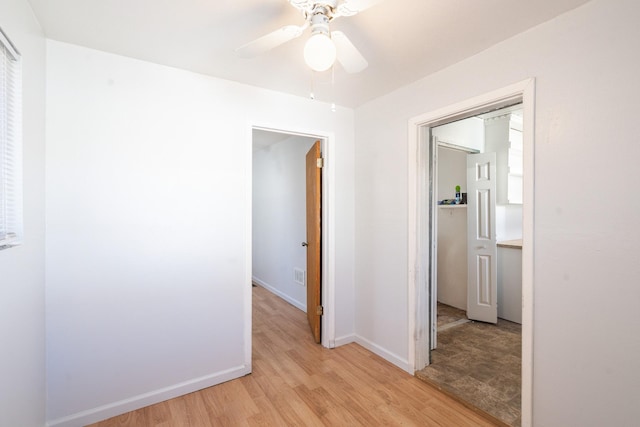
xmin=316 ymin=305 xmax=324 ymax=316
xmin=317 ymin=158 xmax=324 ymax=168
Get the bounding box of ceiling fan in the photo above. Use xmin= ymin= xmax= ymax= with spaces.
xmin=235 ymin=0 xmax=384 ymax=73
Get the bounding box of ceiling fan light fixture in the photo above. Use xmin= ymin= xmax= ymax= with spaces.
xmin=304 ymin=32 xmax=336 ymax=72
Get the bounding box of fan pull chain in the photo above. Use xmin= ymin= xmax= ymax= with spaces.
xmin=330 ymin=65 xmax=336 ymax=112
xmin=308 ymin=68 xmax=336 ymax=112
xmin=309 ymin=71 xmax=315 ymax=100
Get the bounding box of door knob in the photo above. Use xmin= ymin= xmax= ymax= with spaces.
xmin=302 ymin=242 xmax=308 ymax=247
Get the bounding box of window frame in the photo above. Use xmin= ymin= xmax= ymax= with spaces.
xmin=0 ymin=27 xmax=22 ymax=250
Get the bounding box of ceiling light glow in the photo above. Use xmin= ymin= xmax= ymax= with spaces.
xmin=304 ymin=32 xmax=336 ymax=72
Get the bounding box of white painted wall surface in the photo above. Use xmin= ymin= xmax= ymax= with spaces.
xmin=252 ymin=133 xmax=315 ymax=310
xmin=497 ymin=246 xmax=522 ymax=324
xmin=496 ymin=204 xmax=523 ymax=242
xmin=354 ymin=0 xmax=640 ymax=424
xmin=436 ymin=207 xmax=467 ymax=310
xmin=45 ymin=40 xmax=355 ymax=425
xmin=0 ymin=1 xmax=47 ymax=426
xmin=432 ymin=117 xmax=484 ymax=152
xmin=435 ymin=148 xmax=468 ymax=310
xmin=437 ymin=146 xmax=467 ymax=200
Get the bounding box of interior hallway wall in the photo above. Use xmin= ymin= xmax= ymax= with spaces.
xmin=45 ymin=40 xmax=355 ymax=426
xmin=0 ymin=0 xmax=47 ymax=425
xmin=252 ymin=133 xmax=315 ymax=310
xmin=353 ymin=0 xmax=640 ymax=425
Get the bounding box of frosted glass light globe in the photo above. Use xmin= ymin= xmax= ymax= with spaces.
xmin=304 ymin=33 xmax=336 ymax=72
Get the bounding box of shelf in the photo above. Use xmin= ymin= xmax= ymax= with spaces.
xmin=438 ymin=204 xmax=467 ymax=209
xmin=497 ymin=239 xmax=523 ymax=249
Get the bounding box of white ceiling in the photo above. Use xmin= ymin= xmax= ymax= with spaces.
xmin=253 ymin=128 xmax=294 ymax=151
xmin=26 ymin=0 xmax=590 ymax=108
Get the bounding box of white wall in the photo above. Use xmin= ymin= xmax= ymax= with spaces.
xmin=432 ymin=117 xmax=484 ymax=152
xmin=354 ymin=0 xmax=640 ymax=425
xmin=0 ymin=1 xmax=47 ymax=426
xmin=497 ymin=246 xmax=522 ymax=324
xmin=252 ymin=133 xmax=315 ymax=310
xmin=45 ymin=40 xmax=355 ymax=425
xmin=435 ymin=148 xmax=468 ymax=309
xmin=436 ymin=206 xmax=467 ymax=310
xmin=496 ymin=204 xmax=523 ymax=242
xmin=436 ymin=146 xmax=467 ymax=200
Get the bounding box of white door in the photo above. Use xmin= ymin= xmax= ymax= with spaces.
xmin=466 ymin=152 xmax=498 ymax=324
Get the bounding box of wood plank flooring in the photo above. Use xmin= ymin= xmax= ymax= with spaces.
xmin=89 ymin=286 xmax=498 ymax=426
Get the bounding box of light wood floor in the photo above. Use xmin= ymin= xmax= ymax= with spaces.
xmin=89 ymin=286 xmax=498 ymax=426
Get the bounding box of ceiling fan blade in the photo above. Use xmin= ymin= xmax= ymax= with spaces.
xmin=336 ymin=0 xmax=385 ymax=17
xmin=235 ymin=24 xmax=307 ymax=58
xmin=331 ymin=31 xmax=368 ymax=73
xmin=288 ymin=0 xmax=314 ymax=12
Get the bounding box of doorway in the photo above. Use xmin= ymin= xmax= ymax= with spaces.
xmin=420 ymin=105 xmax=524 ymax=425
xmin=250 ymin=127 xmax=335 ymax=349
xmin=407 ymin=80 xmax=535 ymax=426
xmin=432 ymin=105 xmax=523 ymax=328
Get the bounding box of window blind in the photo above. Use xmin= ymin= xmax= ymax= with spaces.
xmin=0 ymin=28 xmax=22 ymax=247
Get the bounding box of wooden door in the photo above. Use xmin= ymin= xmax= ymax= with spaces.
xmin=305 ymin=141 xmax=322 ymax=343
xmin=466 ymin=152 xmax=498 ymax=324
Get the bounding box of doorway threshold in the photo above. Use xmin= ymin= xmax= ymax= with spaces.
xmin=437 ymin=318 xmax=470 ymax=332
xmin=415 ymin=373 xmax=511 ymax=427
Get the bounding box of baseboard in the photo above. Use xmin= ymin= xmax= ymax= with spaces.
xmin=252 ymin=276 xmax=305 ymax=312
xmin=46 ymin=364 xmax=251 ymax=427
xmin=334 ymin=334 xmax=356 ymax=347
xmin=354 ymin=334 xmax=413 ymax=374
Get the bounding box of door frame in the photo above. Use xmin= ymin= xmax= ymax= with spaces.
xmin=429 ymin=138 xmax=481 ymax=350
xmin=246 ymin=125 xmax=336 ymax=355
xmin=407 ymin=79 xmax=535 ymax=426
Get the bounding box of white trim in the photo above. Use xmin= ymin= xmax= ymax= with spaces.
xmin=0 ymin=27 xmax=20 ymax=60
xmin=46 ymin=364 xmax=251 ymax=427
xmin=248 ymin=124 xmax=337 ymax=351
xmin=437 ymin=139 xmax=479 ymax=154
xmin=520 ymin=80 xmax=535 ymax=427
xmin=321 ymin=131 xmax=337 ymax=348
xmin=252 ymin=276 xmax=306 ymax=312
xmin=407 ymin=79 xmax=535 ymax=427
xmin=334 ymin=334 xmax=356 ymax=347
xmin=244 ymin=125 xmax=254 ymax=374
xmin=354 ymin=334 xmax=413 ymax=374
